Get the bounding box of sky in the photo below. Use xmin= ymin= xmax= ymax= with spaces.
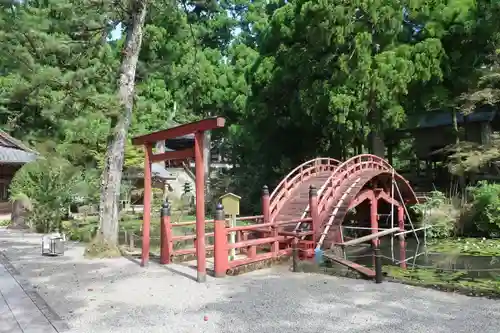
xmin=109 ymin=23 xmax=123 ymax=41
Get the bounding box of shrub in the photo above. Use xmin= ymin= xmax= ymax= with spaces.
xmin=412 ymin=191 xmax=458 ymax=239
xmin=10 ymin=157 xmax=83 ymax=233
xmin=468 ymin=181 xmax=500 ymax=237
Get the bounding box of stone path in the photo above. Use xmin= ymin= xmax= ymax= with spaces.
xmin=0 ymin=254 xmax=68 ymax=333
xmin=1 ymin=263 xmax=55 ymax=332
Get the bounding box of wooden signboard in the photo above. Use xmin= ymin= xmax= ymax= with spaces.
xmin=219 ymin=192 xmax=241 ymax=260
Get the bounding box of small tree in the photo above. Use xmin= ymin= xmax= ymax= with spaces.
xmin=10 ymin=157 xmax=82 ymax=233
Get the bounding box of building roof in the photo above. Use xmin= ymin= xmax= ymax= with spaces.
xmin=400 ymin=107 xmax=498 ymax=132
xmin=0 ymin=130 xmax=38 ymax=164
xmin=0 ymin=146 xmax=38 ymax=164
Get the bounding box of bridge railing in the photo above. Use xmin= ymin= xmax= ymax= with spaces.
xmin=163 ymin=215 xmax=265 ymax=258
xmin=149 ymin=204 xmax=313 ymax=271
xmin=269 ymin=158 xmax=339 ymax=221
xmin=221 ymin=217 xmax=312 ymax=271
xmin=317 ymin=155 xmax=391 ymax=220
xmin=149 ymin=183 xmax=321 ymax=275
xmin=314 ymin=155 xmax=417 ymax=244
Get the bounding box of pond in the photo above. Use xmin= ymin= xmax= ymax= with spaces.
xmin=344 ymin=238 xmax=500 ymax=280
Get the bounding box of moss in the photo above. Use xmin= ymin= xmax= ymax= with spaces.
xmin=428 ymin=238 xmax=500 ymax=256
xmin=84 ymin=235 xmax=121 ymax=258
xmin=384 ymin=266 xmax=500 ymax=298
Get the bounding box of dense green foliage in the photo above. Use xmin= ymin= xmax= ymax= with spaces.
xmin=412 ymin=191 xmax=458 ymax=239
xmin=10 ymin=157 xmax=84 ymax=232
xmin=3 ymin=0 xmax=500 ymax=223
xmin=469 ymin=181 xmax=500 ymax=237
xmin=414 ymin=184 xmax=500 ymax=238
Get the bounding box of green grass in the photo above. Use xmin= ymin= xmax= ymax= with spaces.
xmin=384 ymin=266 xmax=500 ymax=298
xmin=0 ymin=219 xmax=10 ymax=227
xmin=428 ymin=238 xmax=500 ymax=256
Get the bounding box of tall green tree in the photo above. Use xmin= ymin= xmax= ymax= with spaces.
xmin=0 ymin=0 xmax=119 ymax=167
xmin=97 ymin=0 xmax=148 ymax=251
xmin=232 ymin=0 xmax=447 ymax=202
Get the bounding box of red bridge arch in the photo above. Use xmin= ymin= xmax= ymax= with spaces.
xmin=270 ymin=154 xmax=418 ymax=250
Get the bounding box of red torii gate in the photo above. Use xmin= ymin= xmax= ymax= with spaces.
xmin=132 ymin=117 xmax=226 ymax=282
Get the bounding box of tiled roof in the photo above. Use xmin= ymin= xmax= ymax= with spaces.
xmin=409 ymin=110 xmax=495 ymax=129
xmin=0 ymin=146 xmax=38 ymax=164
xmin=399 ymin=107 xmax=498 ymax=132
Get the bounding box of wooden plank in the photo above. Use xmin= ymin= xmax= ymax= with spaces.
xmin=338 ymin=227 xmax=400 ymax=247
xmin=227 ymin=236 xmax=286 ymax=249
xmin=150 ymin=148 xmax=194 ymax=162
xmin=132 ymin=117 xmax=225 ymax=145
xmin=278 ymin=230 xmax=313 ymax=237
xmin=323 ymin=252 xmax=375 ymax=278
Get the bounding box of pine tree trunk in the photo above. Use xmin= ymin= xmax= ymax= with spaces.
xmin=97 ymin=0 xmax=147 ymax=247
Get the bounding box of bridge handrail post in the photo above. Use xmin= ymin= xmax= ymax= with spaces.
xmin=263 ymin=185 xmax=279 ymax=257
xmin=160 ymin=200 xmax=172 ymax=265
xmin=292 ymin=237 xmax=299 ymax=272
xmin=373 ymin=243 xmax=383 ymax=284
xmin=309 ymin=185 xmax=318 ymax=244
xmin=262 ymin=185 xmax=270 ymax=223
xmin=214 ymin=203 xmax=228 ymax=278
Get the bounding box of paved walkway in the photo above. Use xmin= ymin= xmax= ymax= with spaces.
xmin=0 ymin=258 xmax=67 ymax=333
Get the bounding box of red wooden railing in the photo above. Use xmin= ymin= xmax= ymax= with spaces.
xmin=157 ymin=183 xmax=320 ymax=275
xmin=166 ymin=215 xmax=265 ymax=257
xmin=269 ymin=158 xmax=339 ymax=221
xmin=316 ymin=155 xmax=391 ymax=219
xmin=316 ymin=154 xmax=416 ymax=220
xmin=311 ymin=155 xmax=418 ymax=249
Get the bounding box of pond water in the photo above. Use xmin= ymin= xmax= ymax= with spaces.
xmin=346 ymin=238 xmax=500 ymax=280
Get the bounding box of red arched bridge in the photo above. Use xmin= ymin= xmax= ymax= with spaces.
xmin=153 ymin=154 xmax=419 ymax=279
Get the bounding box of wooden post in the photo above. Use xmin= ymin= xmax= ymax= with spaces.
xmin=262 ymin=185 xmax=270 ymax=223
xmin=370 ymin=193 xmax=379 ymax=268
xmin=309 ymin=185 xmax=318 ymax=243
xmin=262 ymin=185 xmax=277 ymax=256
xmin=229 ymin=214 xmax=236 ymax=260
xmin=248 ymin=246 xmax=257 ymax=258
xmin=194 ymin=131 xmax=206 ymax=283
xmin=129 ymin=231 xmax=134 ymax=249
xmin=141 ymin=144 xmax=153 ymax=267
xmin=292 ymin=237 xmax=299 ymax=272
xmin=373 ymin=244 xmax=383 ymax=284
xmin=398 ymin=206 xmax=407 ymax=269
xmin=240 ymin=231 xmax=248 ymax=255
xmin=312 ymin=184 xmax=323 ymax=265
xmin=160 ymin=200 xmax=172 ymax=264
xmin=370 ymin=194 xmax=379 ymax=246
xmin=214 ymin=203 xmax=228 ymax=278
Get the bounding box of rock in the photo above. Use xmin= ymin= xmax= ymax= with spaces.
xmin=8 ymin=197 xmax=31 ymax=230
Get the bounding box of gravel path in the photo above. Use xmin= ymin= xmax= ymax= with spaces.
xmin=0 ymin=228 xmax=499 ymax=333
